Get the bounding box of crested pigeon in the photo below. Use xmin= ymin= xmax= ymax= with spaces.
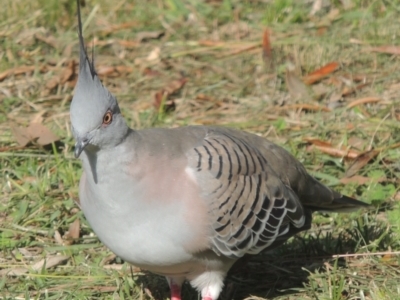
xmin=70 ymin=1 xmax=368 ymax=299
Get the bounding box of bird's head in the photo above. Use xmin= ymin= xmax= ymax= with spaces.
xmin=70 ymin=1 xmax=128 ymax=158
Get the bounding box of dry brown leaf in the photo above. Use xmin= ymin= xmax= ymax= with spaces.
xmin=340 ymin=175 xmax=373 ymax=185
xmin=326 ymin=76 xmax=343 ymax=88
xmin=142 ymin=67 xmax=161 ymax=77
xmin=304 ymin=138 xmax=360 ymax=159
xmin=345 ymin=150 xmax=379 ymax=178
xmin=369 ymin=46 xmax=400 ymax=55
xmin=312 ymin=83 xmax=330 ymax=99
xmin=303 ymin=138 xmax=332 ymax=147
xmin=46 ymin=60 xmax=76 ymax=90
xmin=196 ymin=94 xmax=213 ymax=101
xmin=100 ymin=21 xmax=139 ymax=35
xmin=309 ymin=0 xmax=323 ymax=15
xmin=327 ymin=8 xmax=341 ymax=21
xmin=347 ymin=136 xmax=367 ymax=150
xmin=103 ymin=264 xmax=125 ymax=271
xmin=20 ymin=247 xmax=43 ymax=257
xmin=163 ymin=78 xmax=188 ymax=95
xmin=117 ymin=40 xmax=139 ymax=48
xmin=381 ymin=254 xmax=394 ymax=262
xmin=316 ymin=26 xmax=328 ymax=36
xmin=394 ymin=191 xmax=400 ymax=201
xmin=45 ymin=76 xmax=60 ymax=91
xmin=285 ymin=65 xmax=310 ymax=100
xmin=60 ymin=60 xmax=76 ymax=83
xmin=154 ymin=78 xmax=187 ymax=111
xmin=146 ymin=47 xmax=161 ymax=62
xmin=63 ymin=218 xmax=80 ymax=245
xmin=0 ymin=267 xmax=29 ymax=276
xmin=35 ymin=33 xmax=58 ymax=48
xmin=212 ymin=21 xmax=249 ymax=39
xmin=27 ymin=123 xmax=59 ymax=146
xmin=303 ymin=62 xmax=339 ymax=85
xmin=31 ymin=111 xmax=46 ymax=124
xmin=97 ymin=65 xmax=134 ymax=77
xmin=0 ymin=65 xmax=46 ymax=82
xmin=346 ymin=96 xmax=381 ymax=109
xmin=218 ymin=43 xmax=259 ymax=58
xmin=11 ymin=126 xmax=32 ymax=147
xmin=64 ymin=218 xmax=80 ymax=245
xmin=341 ymin=73 xmax=368 ymax=82
xmin=103 ymin=264 xmax=141 ymax=273
xmin=341 ymin=82 xmax=369 ymax=96
xmin=0 ymin=145 xmax=25 ymax=152
xmin=0 ymin=255 xmax=69 ymax=276
xmin=78 ymin=286 xmax=119 ymax=293
xmin=96 ymin=66 xmax=115 ymax=76
xmin=17 ymin=247 xmax=37 ymax=258
xmin=198 ymin=40 xmax=225 ymax=46
xmin=31 ymin=255 xmax=69 ymax=271
xmin=11 ymin=123 xmax=59 ymax=147
xmin=16 ymin=28 xmax=44 ymax=46
xmin=280 ymin=103 xmax=331 ymax=112
xmin=340 ymin=175 xmax=388 ymax=185
xmin=136 ymin=30 xmax=164 ymax=42
xmin=262 ymin=29 xmax=273 ymax=70
xmin=312 ymin=145 xmax=359 ymax=159
xmin=92 ymin=38 xmax=139 ymax=48
xmin=100 ymin=253 xmax=117 ymax=266
xmin=115 ymin=66 xmax=133 ymax=74
xmin=54 ymin=230 xmax=64 ymax=245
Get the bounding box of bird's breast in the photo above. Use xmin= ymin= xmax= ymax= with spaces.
xmin=79 ymin=154 xmax=211 ymax=272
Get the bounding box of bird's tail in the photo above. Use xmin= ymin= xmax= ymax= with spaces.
xmin=300 ymin=176 xmax=370 ymax=213
xmin=305 ymin=194 xmax=369 ymax=213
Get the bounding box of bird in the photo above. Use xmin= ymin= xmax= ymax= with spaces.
xmin=70 ymin=1 xmax=368 ymax=299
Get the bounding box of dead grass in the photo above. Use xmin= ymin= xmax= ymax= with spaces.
xmin=1 ymin=0 xmax=400 ymax=299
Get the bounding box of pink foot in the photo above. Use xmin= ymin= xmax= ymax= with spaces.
xmin=170 ymin=283 xmax=181 ymax=300
xmin=166 ymin=277 xmax=183 ymax=300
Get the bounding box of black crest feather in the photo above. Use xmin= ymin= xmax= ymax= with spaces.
xmin=77 ymin=0 xmax=97 ymax=79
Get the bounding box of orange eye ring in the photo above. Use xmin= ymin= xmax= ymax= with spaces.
xmin=103 ymin=111 xmax=113 ymax=125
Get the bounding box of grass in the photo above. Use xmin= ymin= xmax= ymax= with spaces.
xmin=1 ymin=0 xmax=400 ymax=299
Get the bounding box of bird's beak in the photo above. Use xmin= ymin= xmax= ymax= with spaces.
xmin=74 ymin=138 xmax=89 ymax=158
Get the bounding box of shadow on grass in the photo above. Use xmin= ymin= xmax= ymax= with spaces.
xmin=130 ymin=220 xmax=388 ymax=300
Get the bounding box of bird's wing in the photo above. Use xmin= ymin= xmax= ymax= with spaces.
xmin=186 ymin=128 xmax=308 ymax=258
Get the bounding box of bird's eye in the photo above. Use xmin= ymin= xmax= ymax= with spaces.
xmin=103 ymin=111 xmax=113 ymax=125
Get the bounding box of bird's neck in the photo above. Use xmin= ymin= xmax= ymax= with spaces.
xmin=81 ymin=129 xmax=137 ymax=184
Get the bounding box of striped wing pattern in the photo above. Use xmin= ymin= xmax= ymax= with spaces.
xmin=188 ymin=130 xmax=306 ymax=258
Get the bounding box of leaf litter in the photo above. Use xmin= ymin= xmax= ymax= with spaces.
xmin=11 ymin=122 xmax=59 ymax=148
xmin=1 ymin=0 xmax=400 ymax=299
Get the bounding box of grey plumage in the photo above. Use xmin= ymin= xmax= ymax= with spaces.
xmin=70 ymin=2 xmax=368 ymax=300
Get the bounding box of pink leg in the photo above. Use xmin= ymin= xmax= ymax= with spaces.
xmin=166 ymin=277 xmax=184 ymax=300
xmin=170 ymin=283 xmax=181 ymax=300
